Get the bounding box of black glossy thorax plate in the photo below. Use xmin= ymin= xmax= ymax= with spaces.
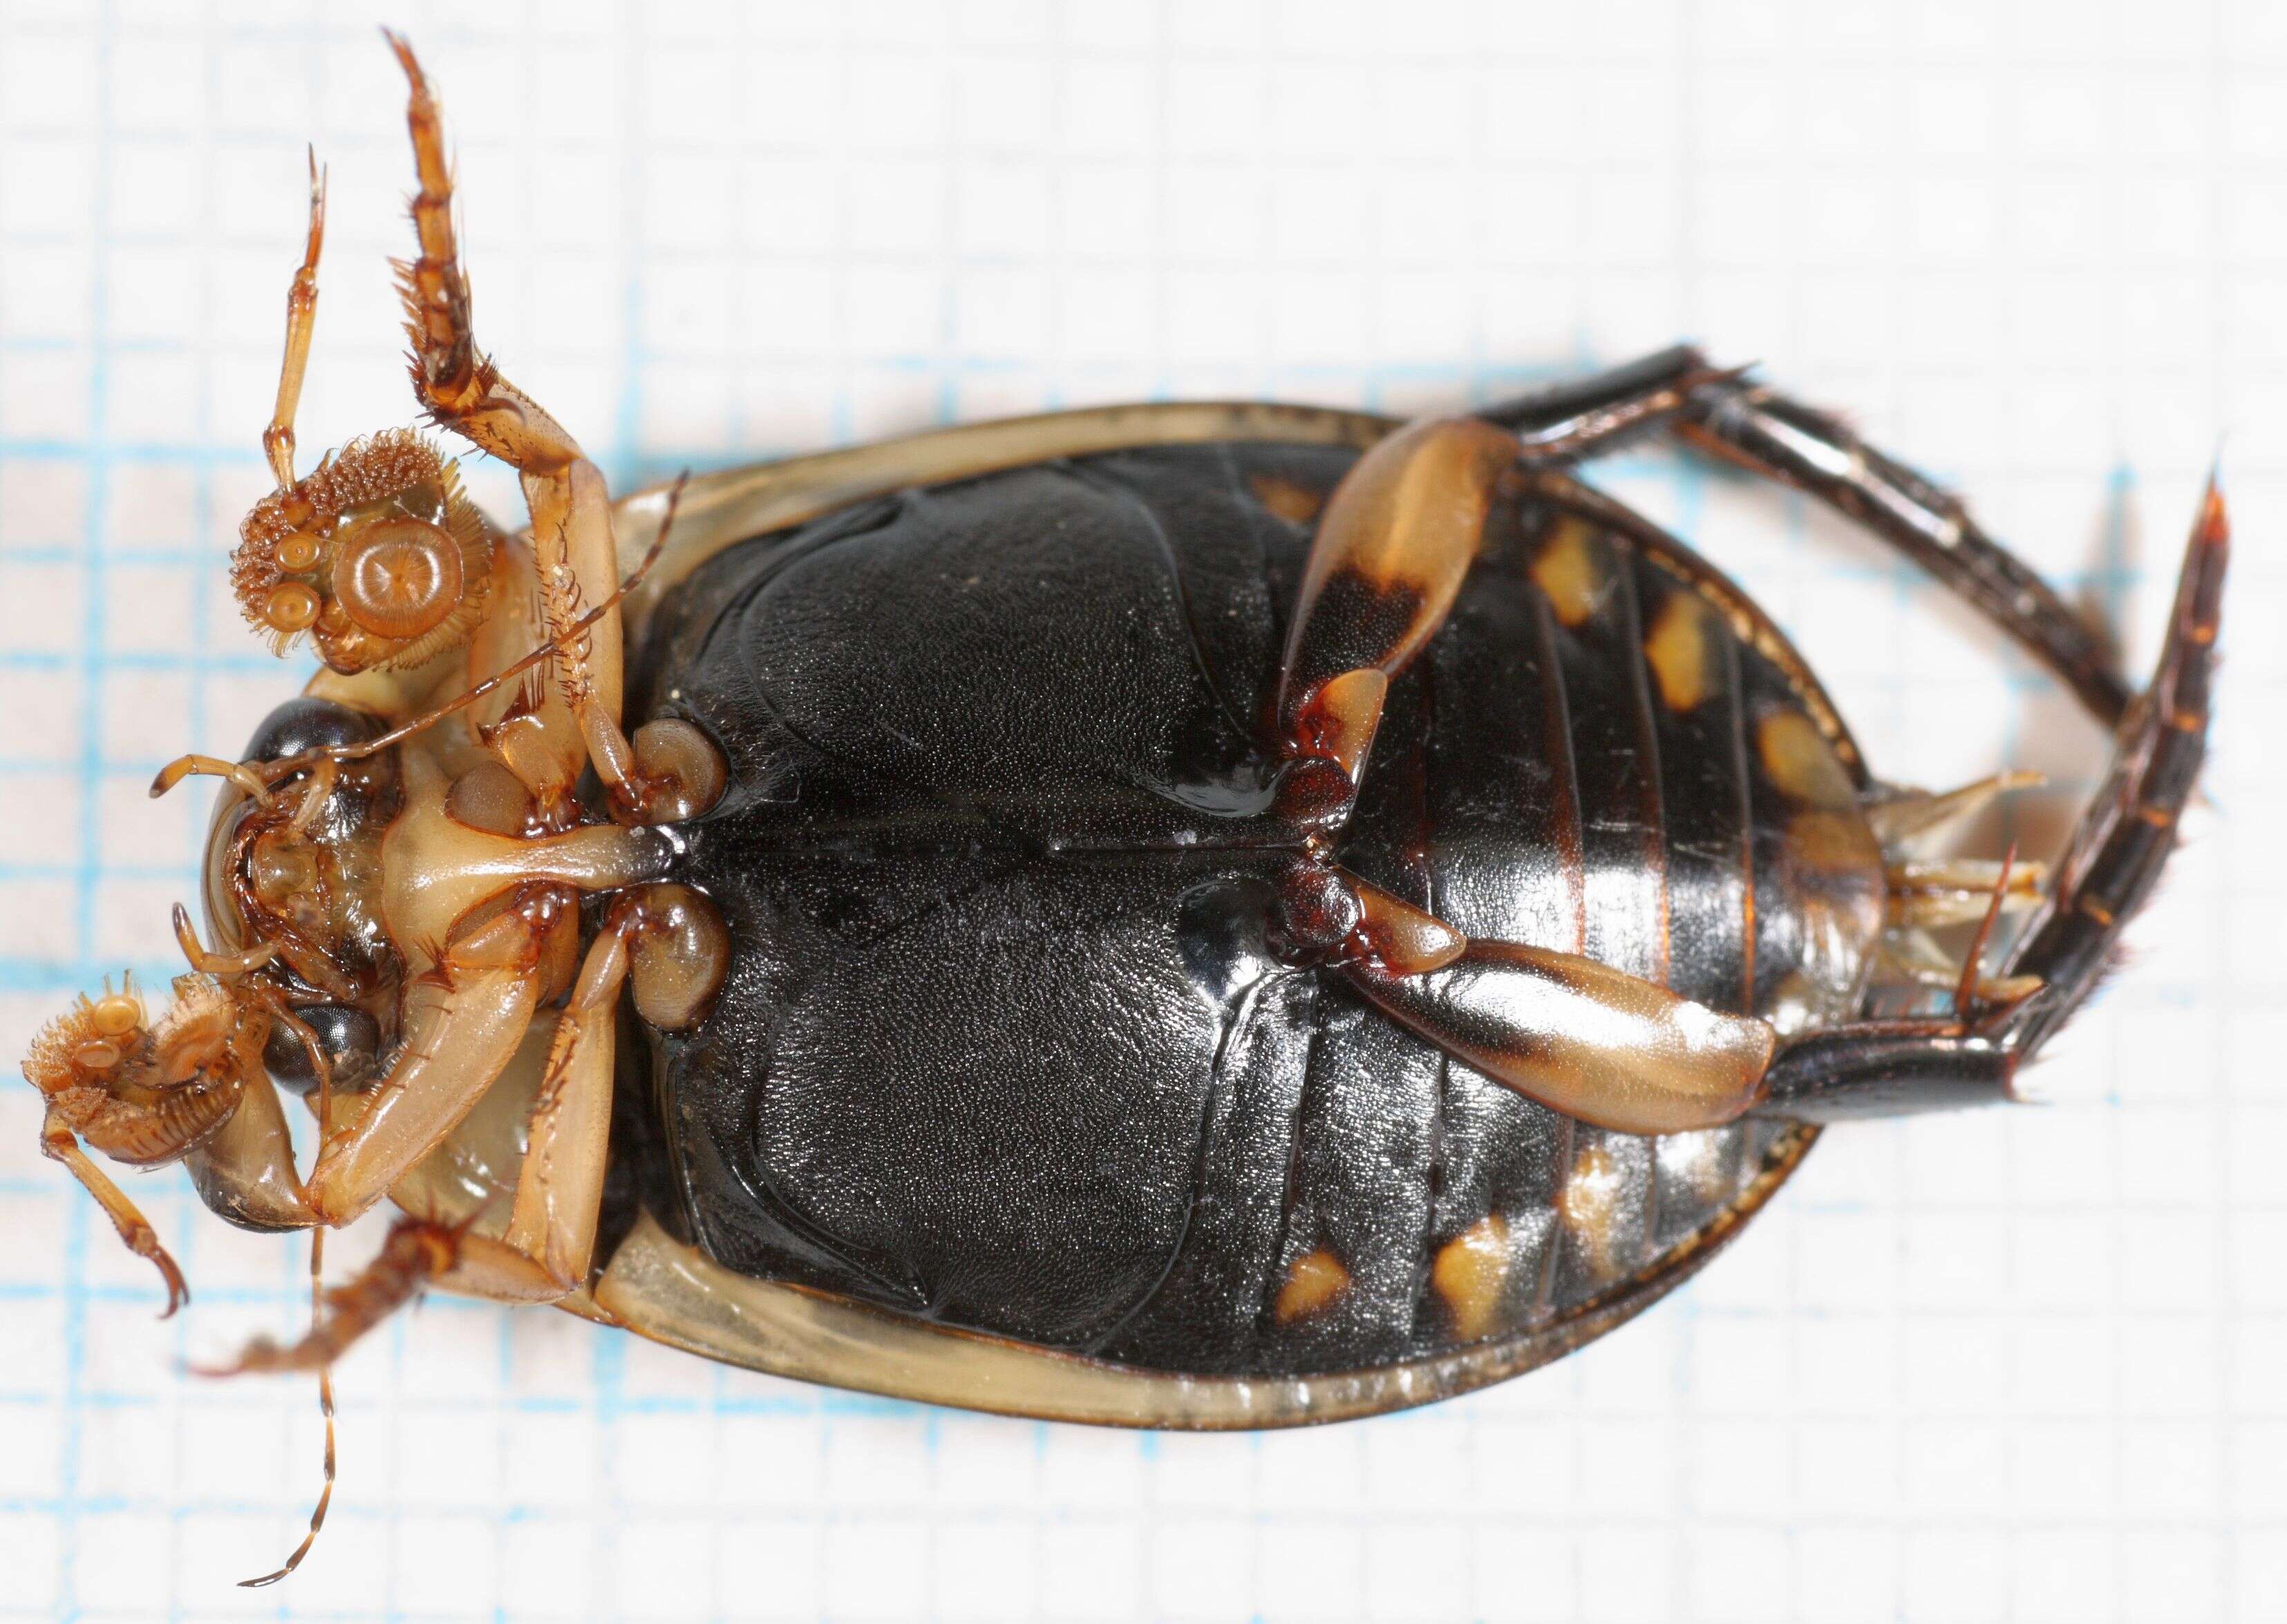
xmin=624 ymin=440 xmax=1866 ymax=1378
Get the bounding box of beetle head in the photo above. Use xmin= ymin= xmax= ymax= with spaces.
xmin=232 ymin=429 xmax=492 ymax=674
xmin=202 ymin=698 xmax=407 ymax=1010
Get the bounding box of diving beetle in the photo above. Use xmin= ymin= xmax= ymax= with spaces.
xmin=20 ymin=32 xmax=2225 ymax=1580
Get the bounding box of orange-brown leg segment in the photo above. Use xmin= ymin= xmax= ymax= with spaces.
xmin=1344 ymin=944 xmax=1776 ymax=1136
xmin=197 ymin=1217 xmax=460 ymax=1377
xmin=204 ymin=473 xmax=706 ymax=827
xmin=303 ymin=888 xmax=561 ymax=1225
xmin=444 ymin=922 xmax=628 ymax=1303
xmin=1270 ymin=384 xmax=1736 ymax=795
xmin=261 ymin=149 xmax=326 ymax=490
xmin=39 ymin=1116 xmax=188 ymax=1316
xmin=182 ymin=1067 xmax=314 ymax=1234
xmin=1274 ymin=417 xmax=1519 ymax=782
xmin=384 ymin=33 xmax=713 ymax=824
xmin=1257 ymin=862 xmax=1773 ymax=1133
xmin=443 ymin=883 xmax=728 ymax=1303
xmin=1267 ymin=412 xmax=1786 ymax=1127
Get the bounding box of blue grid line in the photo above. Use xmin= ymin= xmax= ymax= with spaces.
xmin=48 ymin=8 xmax=108 ymax=1616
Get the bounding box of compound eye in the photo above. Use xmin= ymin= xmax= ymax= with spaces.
xmin=261 ymin=1001 xmax=381 ymax=1095
xmin=330 ymin=517 xmax=464 ymax=642
xmin=243 ymin=696 xmax=380 ymax=762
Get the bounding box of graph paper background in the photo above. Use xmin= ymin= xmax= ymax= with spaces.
xmin=3 ymin=1 xmax=2284 ymax=1618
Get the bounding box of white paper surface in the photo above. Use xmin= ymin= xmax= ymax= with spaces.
xmin=2 ymin=1 xmax=2283 ymax=1619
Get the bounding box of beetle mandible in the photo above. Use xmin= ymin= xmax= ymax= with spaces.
xmin=19 ymin=32 xmax=2226 ymax=1582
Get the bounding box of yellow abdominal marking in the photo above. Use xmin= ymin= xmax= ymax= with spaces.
xmin=1248 ymin=471 xmax=1328 ymax=526
xmin=1560 ymin=1144 xmax=1624 ymax=1280
xmin=1431 ymin=1214 xmax=1514 ymax=1341
xmin=1644 ymin=593 xmax=1713 ymax=711
xmin=1532 ymin=516 xmax=1606 ymax=627
xmin=1789 ymin=807 xmax=1883 ymax=878
xmin=1757 ymin=709 xmax=1858 ymax=811
xmin=1273 ymin=1248 xmax=1350 ymax=1324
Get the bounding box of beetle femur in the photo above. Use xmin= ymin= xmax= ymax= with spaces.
xmin=232 ymin=428 xmax=491 ymax=672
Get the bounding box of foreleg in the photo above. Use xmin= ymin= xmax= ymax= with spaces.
xmin=39 ymin=1115 xmax=188 ymax=1316
xmin=385 ymin=35 xmax=713 ymax=822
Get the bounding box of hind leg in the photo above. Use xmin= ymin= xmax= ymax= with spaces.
xmin=1751 ymin=482 xmax=2227 ymax=1120
xmin=1482 ymin=348 xmax=2134 ymax=728
xmin=1991 ymin=481 xmax=2225 ymax=1053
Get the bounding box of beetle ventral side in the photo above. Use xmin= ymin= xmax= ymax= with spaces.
xmin=630 ymin=440 xmax=1863 ymax=1377
xmin=585 ymin=363 xmax=2222 ymax=1415
xmin=19 ymin=46 xmax=2229 ymax=1585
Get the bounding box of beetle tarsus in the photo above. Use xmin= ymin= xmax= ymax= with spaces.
xmin=237 ymin=1227 xmax=337 ymax=1588
xmin=261 ymin=147 xmax=326 ymax=491
xmin=1507 ymin=360 xmax=1749 ymax=462
xmin=196 ymin=1216 xmax=460 ymax=1379
xmin=1989 ymin=477 xmax=2227 ymax=1059
xmin=1755 ymin=1026 xmax=2019 ymax=1121
xmin=40 ymin=1124 xmax=193 ymax=1316
xmin=1759 ymin=479 xmax=2225 ymax=1118
xmin=1485 ymin=346 xmax=2135 ymax=726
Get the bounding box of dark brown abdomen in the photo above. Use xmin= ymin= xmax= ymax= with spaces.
xmin=1176 ymin=466 xmax=1885 ymax=1377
